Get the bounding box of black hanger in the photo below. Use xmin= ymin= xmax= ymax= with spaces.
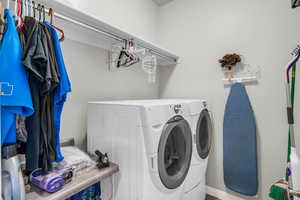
xmin=292 ymin=0 xmax=300 ymax=8
xmin=32 ymin=1 xmax=36 ymax=18
xmin=117 ymin=49 xmax=133 ymax=68
xmin=20 ymin=0 xmax=22 ymax=16
xmin=37 ymin=3 xmax=41 ymax=21
xmin=116 ymin=40 xmax=140 ymax=68
xmin=41 ymin=5 xmax=45 ymax=21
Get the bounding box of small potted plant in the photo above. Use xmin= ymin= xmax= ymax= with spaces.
xmin=219 ymin=54 xmax=241 ymax=80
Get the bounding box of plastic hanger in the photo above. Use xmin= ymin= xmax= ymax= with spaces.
xmin=24 ymin=0 xmax=28 ymax=17
xmin=17 ymin=0 xmax=23 ymax=31
xmin=20 ymin=0 xmax=24 ymax=18
xmin=117 ymin=40 xmax=133 ymax=68
xmin=126 ymin=40 xmax=140 ymax=66
xmin=48 ymin=8 xmax=64 ymax=41
xmin=117 ymin=40 xmax=139 ymax=68
xmin=14 ymin=0 xmax=18 ymax=16
xmin=27 ymin=0 xmax=31 ymax=17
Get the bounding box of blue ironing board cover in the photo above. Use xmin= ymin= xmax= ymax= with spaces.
xmin=223 ymin=83 xmax=258 ymax=196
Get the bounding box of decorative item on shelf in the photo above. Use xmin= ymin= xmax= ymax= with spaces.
xmin=219 ymin=54 xmax=260 ymax=85
xmin=219 ymin=53 xmax=241 ymax=81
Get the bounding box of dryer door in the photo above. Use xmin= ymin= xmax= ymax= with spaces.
xmin=158 ymin=116 xmax=192 ymax=189
xmin=196 ymin=109 xmax=212 ymax=159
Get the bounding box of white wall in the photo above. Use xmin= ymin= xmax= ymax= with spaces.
xmin=55 ymin=0 xmax=160 ymax=149
xmin=76 ymin=0 xmax=158 ymax=43
xmin=60 ymin=39 xmax=159 ymax=149
xmin=157 ymin=0 xmax=300 ymax=199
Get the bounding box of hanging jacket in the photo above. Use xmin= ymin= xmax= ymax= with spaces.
xmin=0 ymin=9 xmax=34 ymax=146
xmin=45 ymin=21 xmax=71 ymax=162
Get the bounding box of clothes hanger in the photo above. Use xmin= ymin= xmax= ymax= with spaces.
xmin=14 ymin=0 xmax=18 ymax=16
xmin=27 ymin=0 xmax=31 ymax=17
xmin=41 ymin=5 xmax=45 ymax=21
xmin=48 ymin=8 xmax=64 ymax=41
xmin=16 ymin=0 xmax=23 ymax=30
xmin=126 ymin=40 xmax=140 ymax=66
xmin=24 ymin=0 xmax=28 ymax=17
xmin=117 ymin=40 xmax=134 ymax=68
xmin=32 ymin=1 xmax=35 ymax=18
xmin=20 ymin=0 xmax=23 ymax=18
xmin=37 ymin=3 xmax=41 ymax=21
xmin=117 ymin=40 xmax=140 ymax=68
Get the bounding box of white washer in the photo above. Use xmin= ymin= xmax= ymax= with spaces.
xmin=183 ymin=100 xmax=213 ymax=200
xmin=87 ymin=99 xmax=198 ymax=200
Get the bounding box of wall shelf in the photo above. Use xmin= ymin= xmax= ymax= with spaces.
xmin=39 ymin=0 xmax=179 ymax=66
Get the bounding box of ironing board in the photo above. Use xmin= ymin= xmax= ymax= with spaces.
xmin=223 ymin=83 xmax=258 ymax=196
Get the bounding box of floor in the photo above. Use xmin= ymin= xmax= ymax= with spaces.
xmin=206 ymin=195 xmax=221 ymax=200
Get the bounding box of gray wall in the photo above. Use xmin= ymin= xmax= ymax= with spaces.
xmin=60 ymin=39 xmax=159 ymax=149
xmin=157 ymin=0 xmax=300 ymax=199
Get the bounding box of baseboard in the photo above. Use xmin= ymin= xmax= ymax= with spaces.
xmin=206 ymin=186 xmax=246 ymax=200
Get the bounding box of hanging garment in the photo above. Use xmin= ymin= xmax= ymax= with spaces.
xmin=45 ymin=21 xmax=71 ymax=162
xmin=22 ymin=17 xmax=59 ymax=173
xmin=0 ymin=9 xmax=33 ymax=146
xmin=41 ymin=23 xmax=60 ymax=170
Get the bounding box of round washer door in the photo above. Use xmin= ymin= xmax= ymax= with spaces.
xmin=196 ymin=109 xmax=212 ymax=159
xmin=158 ymin=116 xmax=193 ymax=189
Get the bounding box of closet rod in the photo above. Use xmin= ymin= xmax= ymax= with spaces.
xmin=7 ymin=0 xmax=177 ymax=63
xmin=52 ymin=12 xmax=178 ymax=63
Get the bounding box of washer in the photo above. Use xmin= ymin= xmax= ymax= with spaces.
xmin=183 ymin=100 xmax=213 ymax=200
xmin=87 ymin=99 xmax=197 ymax=200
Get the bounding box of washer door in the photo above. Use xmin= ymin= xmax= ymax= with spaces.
xmin=158 ymin=116 xmax=193 ymax=189
xmin=196 ymin=109 xmax=212 ymax=159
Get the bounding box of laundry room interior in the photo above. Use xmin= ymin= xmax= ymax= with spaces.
xmin=1 ymin=0 xmax=300 ymax=200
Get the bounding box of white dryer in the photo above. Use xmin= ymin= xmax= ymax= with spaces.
xmin=87 ymin=99 xmax=197 ymax=200
xmin=183 ymin=100 xmax=213 ymax=200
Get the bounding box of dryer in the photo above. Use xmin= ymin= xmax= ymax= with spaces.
xmin=183 ymin=100 xmax=213 ymax=200
xmin=87 ymin=99 xmax=197 ymax=200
